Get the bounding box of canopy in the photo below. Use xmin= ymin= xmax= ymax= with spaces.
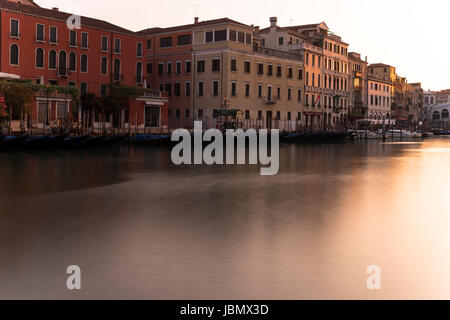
xmin=0 ymin=72 xmax=20 ymax=80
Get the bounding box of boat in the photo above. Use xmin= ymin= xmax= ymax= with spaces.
xmin=47 ymin=134 xmax=68 ymax=148
xmin=423 ymin=132 xmax=434 ymax=138
xmin=381 ymin=129 xmax=421 ymax=139
xmin=62 ymin=135 xmax=89 ymax=148
xmin=281 ymin=131 xmax=351 ymax=143
xmin=133 ymin=134 xmax=171 ymax=145
xmin=0 ymin=135 xmax=28 ymax=149
xmin=23 ymin=135 xmax=49 ymax=149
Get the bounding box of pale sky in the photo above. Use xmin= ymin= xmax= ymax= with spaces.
xmin=36 ymin=0 xmax=449 ymax=91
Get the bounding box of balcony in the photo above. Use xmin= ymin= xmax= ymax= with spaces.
xmin=253 ymin=45 xmax=303 ymax=61
xmin=290 ymin=42 xmax=323 ymax=54
xmin=263 ymin=96 xmax=277 ymax=105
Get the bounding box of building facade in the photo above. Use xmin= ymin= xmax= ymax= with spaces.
xmin=367 ymin=77 xmax=393 ymax=123
xmin=348 ymin=52 xmax=368 ymax=121
xmin=0 ymin=0 xmax=168 ymax=132
xmin=141 ymin=17 xmax=305 ymax=131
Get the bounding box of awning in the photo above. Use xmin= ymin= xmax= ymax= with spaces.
xmin=0 ymin=72 xmax=20 ymax=79
xmin=213 ymin=109 xmax=241 ymax=118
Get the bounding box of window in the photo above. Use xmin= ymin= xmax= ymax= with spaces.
xmin=198 ymin=109 xmax=203 ymax=118
xmin=197 ymin=60 xmax=205 ymax=73
xmin=69 ymin=30 xmax=77 ymax=47
xmin=186 ymin=61 xmax=191 ymax=73
xmin=238 ymin=32 xmax=245 ymax=43
xmin=258 ymin=63 xmax=263 ymax=75
xmin=288 ymin=88 xmax=292 ymax=100
xmin=114 ymin=38 xmax=121 ymax=53
xmin=231 ymin=59 xmax=237 ymax=72
xmin=158 ymin=63 xmax=164 ymax=75
xmin=36 ymin=24 xmax=44 ymax=42
xmin=276 ymin=66 xmax=282 ymax=77
xmin=69 ymin=53 xmax=76 ymax=71
xmin=165 ymin=83 xmax=172 ymax=96
xmin=177 ymin=34 xmax=191 ymax=46
xmin=101 ymin=57 xmax=108 ymax=74
xmin=244 ymin=61 xmax=251 ymax=73
xmin=174 ymin=83 xmax=181 ymax=96
xmin=50 ymin=26 xmax=57 ymax=44
xmin=288 ymin=67 xmax=293 ymax=79
xmin=297 ymin=89 xmax=302 ymax=101
xmin=146 ymin=62 xmax=152 ymax=74
xmin=185 ymin=82 xmax=191 ymax=97
xmin=136 ymin=62 xmax=143 ymax=83
xmin=287 ymin=112 xmax=291 ymax=121
xmin=229 ymin=30 xmax=236 ymax=41
xmin=246 ymin=33 xmax=251 ymax=45
xmin=101 ymin=84 xmax=107 ymax=96
xmin=277 ymin=87 xmax=281 ymax=100
xmin=198 ymin=81 xmax=204 ymax=96
xmin=175 ymin=109 xmax=180 ymax=118
xmin=231 ymin=82 xmax=237 ymax=96
xmin=245 ymin=84 xmax=250 ymax=97
xmin=214 ymin=30 xmax=226 ymax=42
xmin=185 ymin=109 xmax=190 ymax=119
xmin=80 ymin=54 xmax=88 ymax=72
xmin=205 ymin=31 xmax=213 ymax=43
xmin=245 ymin=110 xmax=250 ymax=120
xmin=267 ymin=64 xmax=273 ymax=76
xmin=160 ymin=37 xmax=172 ymax=48
xmin=278 ymin=37 xmax=284 ymax=45
xmin=59 ymin=51 xmax=68 ymax=75
xmin=35 ymin=48 xmax=44 ymax=68
xmin=100 ymin=36 xmax=108 ymax=52
xmin=159 ymin=83 xmax=164 ymax=92
xmin=68 ymin=81 xmax=76 ymax=87
xmin=167 ymin=62 xmax=172 ymax=75
xmin=213 ymin=80 xmax=219 ymax=96
xmin=48 ymin=50 xmax=56 ymax=69
xmin=176 ymin=61 xmax=182 ymax=74
xmin=10 ymin=19 xmax=19 ymax=37
xmin=80 ymin=82 xmax=87 ymax=96
xmin=258 ymin=85 xmax=262 ymax=98
xmin=146 ymin=39 xmax=152 ymax=50
xmin=297 ymin=69 xmax=303 ymax=80
xmin=212 ymin=59 xmax=220 ymax=72
xmin=137 ymin=43 xmax=143 ymax=57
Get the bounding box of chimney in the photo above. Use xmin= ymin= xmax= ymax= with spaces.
xmin=270 ymin=17 xmax=277 ymax=28
xmin=194 ymin=17 xmax=199 ymax=24
xmin=52 ymin=7 xmax=59 ymax=11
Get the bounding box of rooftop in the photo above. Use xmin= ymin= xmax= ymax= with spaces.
xmin=0 ymin=0 xmax=138 ymax=35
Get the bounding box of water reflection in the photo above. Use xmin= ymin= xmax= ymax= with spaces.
xmin=1 ymin=140 xmax=450 ymax=299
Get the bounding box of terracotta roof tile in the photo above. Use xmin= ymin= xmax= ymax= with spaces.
xmin=0 ymin=0 xmax=140 ymax=36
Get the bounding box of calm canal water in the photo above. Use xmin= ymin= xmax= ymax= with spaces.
xmin=1 ymin=138 xmax=450 ymax=299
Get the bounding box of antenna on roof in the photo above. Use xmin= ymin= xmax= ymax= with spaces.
xmin=191 ymin=0 xmax=198 ymax=18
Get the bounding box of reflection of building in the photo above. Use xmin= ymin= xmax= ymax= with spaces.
xmin=367 ymin=77 xmax=393 ymax=123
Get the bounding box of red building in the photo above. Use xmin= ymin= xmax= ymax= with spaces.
xmin=0 ymin=0 xmax=168 ymax=133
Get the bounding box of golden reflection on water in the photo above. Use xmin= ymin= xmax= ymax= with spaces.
xmin=1 ymin=139 xmax=450 ymax=299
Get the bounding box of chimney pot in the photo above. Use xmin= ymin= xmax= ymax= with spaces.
xmin=194 ymin=17 xmax=199 ymax=24
xmin=52 ymin=7 xmax=59 ymax=11
xmin=270 ymin=17 xmax=277 ymax=28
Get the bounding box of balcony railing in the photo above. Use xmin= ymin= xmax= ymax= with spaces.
xmin=253 ymin=45 xmax=303 ymax=61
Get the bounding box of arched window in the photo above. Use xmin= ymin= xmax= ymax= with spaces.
xmin=49 ymin=50 xmax=57 ymax=69
xmin=136 ymin=62 xmax=142 ymax=83
xmin=432 ymin=111 xmax=441 ymax=121
xmin=113 ymin=59 xmax=121 ymax=81
xmin=59 ymin=51 xmax=67 ymax=75
xmin=35 ymin=48 xmax=44 ymax=68
xmin=101 ymin=57 xmax=108 ymax=75
xmin=69 ymin=53 xmax=76 ymax=71
xmin=10 ymin=44 xmax=19 ymax=65
xmin=442 ymin=109 xmax=449 ymax=119
xmin=80 ymin=54 xmax=88 ymax=72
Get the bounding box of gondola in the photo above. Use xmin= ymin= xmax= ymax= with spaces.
xmin=23 ymin=135 xmax=50 ymax=149
xmin=62 ymin=135 xmax=89 ymax=148
xmin=47 ymin=134 xmax=68 ymax=149
xmin=0 ymin=135 xmax=28 ymax=150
